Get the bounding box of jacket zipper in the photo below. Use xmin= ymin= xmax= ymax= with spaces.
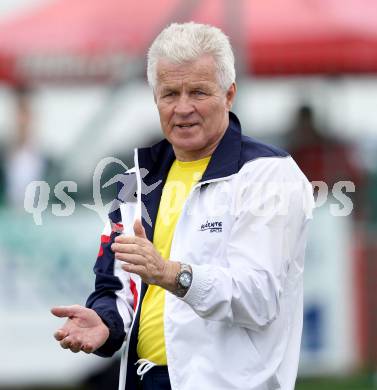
xmin=118 ymin=148 xmax=143 ymax=390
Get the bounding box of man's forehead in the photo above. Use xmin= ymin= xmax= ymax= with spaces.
xmin=156 ymin=56 xmax=218 ymax=86
xmin=158 ymin=79 xmax=215 ymax=90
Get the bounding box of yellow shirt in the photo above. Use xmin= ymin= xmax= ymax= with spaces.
xmin=137 ymin=156 xmax=211 ymax=364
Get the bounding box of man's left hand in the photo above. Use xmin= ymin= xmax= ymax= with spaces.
xmin=111 ymin=220 xmax=180 ymax=291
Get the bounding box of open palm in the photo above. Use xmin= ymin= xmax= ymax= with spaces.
xmin=51 ymin=305 xmax=109 ymax=353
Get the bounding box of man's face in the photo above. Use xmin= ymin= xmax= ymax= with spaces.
xmin=154 ymin=55 xmax=236 ymax=161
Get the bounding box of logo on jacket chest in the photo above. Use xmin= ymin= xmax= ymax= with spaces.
xmin=199 ymin=220 xmax=223 ymax=233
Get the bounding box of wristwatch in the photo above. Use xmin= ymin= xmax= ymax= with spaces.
xmin=174 ymin=263 xmax=193 ymax=298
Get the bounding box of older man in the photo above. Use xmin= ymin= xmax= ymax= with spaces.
xmin=52 ymin=22 xmax=313 ymax=390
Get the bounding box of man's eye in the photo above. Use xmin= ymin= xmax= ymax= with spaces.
xmin=163 ymin=92 xmax=176 ymax=98
xmin=193 ymin=90 xmax=205 ymax=96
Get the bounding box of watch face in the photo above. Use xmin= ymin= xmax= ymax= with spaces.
xmin=179 ymin=271 xmax=192 ymax=288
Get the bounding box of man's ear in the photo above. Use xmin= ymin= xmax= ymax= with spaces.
xmin=226 ymin=82 xmax=237 ymax=111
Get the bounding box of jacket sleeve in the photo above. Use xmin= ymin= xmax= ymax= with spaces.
xmin=86 ymin=218 xmax=135 ymax=357
xmin=182 ymin=157 xmax=314 ymax=331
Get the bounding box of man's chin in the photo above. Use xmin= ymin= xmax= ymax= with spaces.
xmin=170 ymin=133 xmax=201 ymax=147
xmin=172 ymin=124 xmax=200 ymax=135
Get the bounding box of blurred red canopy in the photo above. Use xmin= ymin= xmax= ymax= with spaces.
xmin=0 ymin=0 xmax=181 ymax=84
xmin=0 ymin=0 xmax=377 ymax=84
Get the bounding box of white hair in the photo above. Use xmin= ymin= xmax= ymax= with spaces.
xmin=147 ymin=22 xmax=236 ymax=91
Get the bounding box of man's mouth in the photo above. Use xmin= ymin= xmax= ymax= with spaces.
xmin=175 ymin=123 xmax=197 ymax=128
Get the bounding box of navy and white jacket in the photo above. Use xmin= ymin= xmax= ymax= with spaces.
xmin=86 ymin=112 xmax=314 ymax=390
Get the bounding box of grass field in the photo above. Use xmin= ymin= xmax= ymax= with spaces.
xmin=295 ymin=374 xmax=377 ymax=390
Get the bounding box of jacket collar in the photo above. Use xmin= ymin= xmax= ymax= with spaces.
xmin=137 ymin=111 xmax=242 ymax=183
xmin=137 ymin=112 xmax=242 ymax=242
xmin=201 ymin=111 xmax=242 ymax=182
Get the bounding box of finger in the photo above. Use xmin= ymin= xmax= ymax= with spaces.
xmin=51 ymin=305 xmax=82 ymax=318
xmin=115 ymin=235 xmax=145 ymax=246
xmin=134 ymin=219 xmax=147 ymax=239
xmin=54 ymin=329 xmax=69 ymax=341
xmin=111 ymin=243 xmax=140 ymax=255
xmin=122 ymin=263 xmax=145 ymax=276
xmin=60 ymin=337 xmax=72 ymax=350
xmin=60 ymin=335 xmax=80 ymax=351
xmin=116 ymin=252 xmax=145 ymax=264
xmin=81 ymin=343 xmax=94 ymax=354
xmin=69 ymin=338 xmax=83 ymax=353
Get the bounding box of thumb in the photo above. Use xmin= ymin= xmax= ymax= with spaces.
xmin=51 ymin=305 xmax=82 ymax=318
xmin=133 ymin=219 xmax=146 ymax=239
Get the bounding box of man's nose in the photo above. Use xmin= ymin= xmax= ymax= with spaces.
xmin=174 ymin=94 xmax=194 ymax=116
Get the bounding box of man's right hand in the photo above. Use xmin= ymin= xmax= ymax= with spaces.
xmin=51 ymin=305 xmax=110 ymax=354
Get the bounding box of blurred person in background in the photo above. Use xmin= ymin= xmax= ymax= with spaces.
xmin=287 ymin=104 xmax=377 ymax=372
xmin=286 ymin=104 xmax=365 ymax=218
xmin=52 ymin=22 xmax=313 ymax=390
xmin=3 ymin=86 xmax=47 ymax=208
